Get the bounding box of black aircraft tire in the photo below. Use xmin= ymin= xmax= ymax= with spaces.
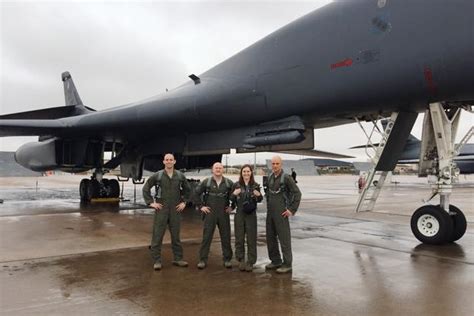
xmin=102 ymin=179 xmax=110 ymax=198
xmin=440 ymin=205 xmax=467 ymax=243
xmin=79 ymin=179 xmax=90 ymax=201
xmin=87 ymin=180 xmax=100 ymax=200
xmin=410 ymin=205 xmax=453 ymax=245
xmin=109 ymin=179 xmax=120 ymax=198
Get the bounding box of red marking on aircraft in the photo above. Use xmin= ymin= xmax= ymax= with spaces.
xmin=331 ymin=58 xmax=353 ymax=69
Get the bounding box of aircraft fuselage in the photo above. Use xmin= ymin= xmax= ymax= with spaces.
xmin=62 ymin=0 xmax=473 ymax=141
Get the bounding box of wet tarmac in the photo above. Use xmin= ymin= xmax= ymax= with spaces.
xmin=0 ymin=175 xmax=473 ymax=315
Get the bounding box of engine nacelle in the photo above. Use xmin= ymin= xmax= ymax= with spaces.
xmin=15 ymin=138 xmax=58 ymax=171
xmin=15 ymin=138 xmax=104 ymax=172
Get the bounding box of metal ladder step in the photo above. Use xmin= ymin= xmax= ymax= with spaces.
xmin=356 ymin=171 xmax=389 ymax=212
xmin=355 ymin=112 xmax=398 ymax=212
xmin=455 ymin=126 xmax=473 ymax=154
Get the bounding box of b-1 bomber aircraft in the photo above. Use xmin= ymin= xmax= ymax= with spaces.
xmin=1 ymin=0 xmax=473 ymax=245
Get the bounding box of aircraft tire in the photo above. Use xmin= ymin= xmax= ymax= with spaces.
xmin=87 ymin=179 xmax=100 ymax=200
xmin=79 ymin=179 xmax=90 ymax=202
xmin=102 ymin=179 xmax=110 ymax=197
xmin=411 ymin=205 xmax=453 ymax=245
xmin=109 ymin=179 xmax=120 ymax=198
xmin=440 ymin=205 xmax=467 ymax=242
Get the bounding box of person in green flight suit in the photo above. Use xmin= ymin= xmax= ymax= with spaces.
xmin=264 ymin=156 xmax=301 ymax=274
xmin=142 ymin=153 xmax=191 ymax=271
xmin=230 ymin=164 xmax=263 ymax=272
xmin=195 ymin=162 xmax=234 ymax=269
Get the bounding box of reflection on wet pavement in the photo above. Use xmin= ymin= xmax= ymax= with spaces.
xmin=2 ymin=234 xmax=473 ymax=315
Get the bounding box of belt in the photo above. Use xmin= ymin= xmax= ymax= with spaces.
xmin=268 ymin=189 xmax=283 ymax=194
xmin=208 ymin=192 xmax=228 ymax=197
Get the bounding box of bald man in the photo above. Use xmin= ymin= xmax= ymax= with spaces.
xmin=264 ymin=156 xmax=301 ymax=274
xmin=195 ymin=162 xmax=234 ymax=269
xmin=142 ymin=153 xmax=191 ymax=271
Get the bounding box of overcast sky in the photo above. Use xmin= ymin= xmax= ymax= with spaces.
xmin=1 ymin=1 xmax=472 ymax=165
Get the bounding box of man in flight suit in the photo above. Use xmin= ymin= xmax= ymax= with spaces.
xmin=142 ymin=153 xmax=191 ymax=271
xmin=195 ymin=162 xmax=234 ymax=269
xmin=265 ymin=156 xmax=301 ymax=274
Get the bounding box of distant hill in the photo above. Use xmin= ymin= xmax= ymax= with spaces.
xmin=0 ymin=152 xmax=42 ymax=177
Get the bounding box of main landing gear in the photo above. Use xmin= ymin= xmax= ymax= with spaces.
xmin=410 ymin=102 xmax=471 ymax=244
xmin=79 ymin=169 xmax=120 ymax=202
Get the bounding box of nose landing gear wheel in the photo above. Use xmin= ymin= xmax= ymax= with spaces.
xmin=411 ymin=205 xmax=454 ymax=245
xmin=440 ymin=204 xmax=467 ymax=243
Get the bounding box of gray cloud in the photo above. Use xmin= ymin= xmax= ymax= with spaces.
xmin=1 ymin=1 xmax=324 ymax=109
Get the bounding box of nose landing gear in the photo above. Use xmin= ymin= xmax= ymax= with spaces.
xmin=410 ymin=102 xmax=471 ymax=244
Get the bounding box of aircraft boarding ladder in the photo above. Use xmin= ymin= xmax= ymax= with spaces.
xmin=455 ymin=126 xmax=473 ymax=155
xmin=355 ymin=113 xmax=398 ymax=212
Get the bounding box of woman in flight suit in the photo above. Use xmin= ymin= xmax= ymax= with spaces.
xmin=231 ymin=164 xmax=263 ymax=272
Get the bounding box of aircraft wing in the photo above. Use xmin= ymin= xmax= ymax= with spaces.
xmin=0 ymin=106 xmax=77 ymax=120
xmin=277 ymin=149 xmax=354 ymax=159
xmin=0 ymin=119 xmax=66 ymax=137
xmin=349 ymin=144 xmax=378 ymax=149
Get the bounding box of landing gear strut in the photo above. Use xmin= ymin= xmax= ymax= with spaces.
xmin=410 ymin=102 xmax=470 ymax=244
xmin=79 ymin=169 xmax=120 ymax=202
